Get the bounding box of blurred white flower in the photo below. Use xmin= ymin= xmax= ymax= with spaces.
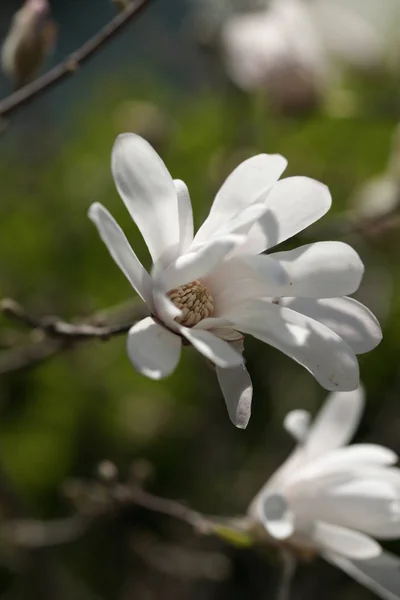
xmin=89 ymin=134 xmax=381 ymax=427
xmin=222 ymin=0 xmax=397 ymax=111
xmin=249 ymin=387 xmax=400 ymax=600
xmin=1 ymin=0 xmax=56 ymax=88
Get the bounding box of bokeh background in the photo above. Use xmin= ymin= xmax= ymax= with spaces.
xmin=0 ymin=0 xmax=400 ymax=598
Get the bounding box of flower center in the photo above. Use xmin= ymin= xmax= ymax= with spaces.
xmin=167 ymin=280 xmax=214 ymax=327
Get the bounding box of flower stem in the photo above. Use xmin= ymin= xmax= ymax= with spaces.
xmin=276 ymin=550 xmax=296 ymax=600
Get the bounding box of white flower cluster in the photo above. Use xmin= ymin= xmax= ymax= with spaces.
xmin=88 ymin=134 xmax=400 ymax=599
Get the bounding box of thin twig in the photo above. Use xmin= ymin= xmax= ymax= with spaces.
xmin=0 ymin=485 xmax=208 ymax=550
xmin=115 ymin=485 xmax=208 ymax=530
xmin=0 ymin=298 xmax=147 ymax=375
xmin=0 ymin=0 xmax=154 ymax=122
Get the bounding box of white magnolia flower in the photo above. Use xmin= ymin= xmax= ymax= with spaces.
xmin=249 ymin=387 xmax=400 ymax=600
xmin=89 ymin=133 xmax=381 ymax=428
xmin=222 ymin=0 xmax=396 ymax=109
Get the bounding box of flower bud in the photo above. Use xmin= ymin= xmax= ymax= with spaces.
xmin=1 ymin=0 xmax=57 ymax=88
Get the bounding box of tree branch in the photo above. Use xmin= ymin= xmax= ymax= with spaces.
xmin=0 ymin=484 xmax=209 ymax=550
xmin=0 ymin=298 xmax=147 ymax=375
xmin=0 ymin=0 xmax=154 ymax=122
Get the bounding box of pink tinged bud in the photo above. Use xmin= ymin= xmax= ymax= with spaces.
xmin=1 ymin=0 xmax=57 ymax=88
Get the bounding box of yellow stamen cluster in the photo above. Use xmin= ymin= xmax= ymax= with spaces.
xmin=167 ymin=280 xmax=214 ymax=327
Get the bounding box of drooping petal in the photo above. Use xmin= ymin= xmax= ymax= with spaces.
xmin=326 ymin=550 xmax=400 ymax=600
xmin=314 ymin=522 xmax=381 ymax=559
xmin=179 ymin=327 xmax=244 ymax=368
xmin=161 ymin=235 xmax=245 ymax=291
xmin=216 ymin=342 xmax=252 ymax=429
xmin=111 ymin=134 xmax=180 ymax=266
xmin=281 ymin=297 xmax=382 ymax=354
xmin=303 ymin=386 xmax=365 ymax=459
xmin=263 ymin=242 xmax=364 ymax=297
xmin=225 ymin=299 xmax=360 ymax=391
xmin=193 ymin=153 xmax=287 ymax=245
xmin=88 ymin=203 xmax=153 ymax=308
xmin=126 ymin=317 xmax=181 ymax=380
xmin=240 ymin=176 xmax=332 ymax=255
xmin=175 ymin=179 xmax=194 ymax=254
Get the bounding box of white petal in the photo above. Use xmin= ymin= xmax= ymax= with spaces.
xmin=161 ymin=235 xmax=245 ymax=291
xmin=226 ymin=300 xmax=359 ymax=391
xmin=327 ymin=550 xmax=400 ymax=600
xmin=281 ymin=297 xmax=382 ymax=354
xmin=190 ymin=203 xmax=269 ymax=254
xmin=179 ymin=327 xmax=244 ymax=368
xmin=111 ymin=134 xmax=180 ymax=266
xmin=266 ymin=242 xmax=364 ymax=297
xmin=284 ymin=410 xmax=311 ymax=444
xmin=205 ymin=256 xmax=288 ymax=315
xmin=296 ymin=445 xmax=398 ymax=483
xmin=291 ymin=473 xmax=400 ymax=539
xmin=216 ymin=360 xmax=252 ymax=429
xmin=152 ymin=285 xmax=182 ymax=329
xmin=126 ymin=317 xmax=181 ymax=380
xmin=241 ymin=176 xmax=332 ymax=255
xmin=88 ymin=203 xmax=153 ymax=308
xmin=175 ymin=179 xmax=193 ymax=254
xmin=193 ymin=153 xmax=287 ymax=245
xmin=315 ymin=522 xmax=381 ymax=559
xmin=326 ymin=478 xmax=400 ymax=539
xmin=303 ymin=386 xmax=365 ymax=459
xmin=261 ymin=493 xmax=294 ymax=540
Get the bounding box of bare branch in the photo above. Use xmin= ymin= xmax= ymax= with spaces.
xmin=0 ymin=298 xmax=147 ymax=375
xmin=0 ymin=484 xmax=209 ymax=550
xmin=0 ymin=0 xmax=154 ymax=122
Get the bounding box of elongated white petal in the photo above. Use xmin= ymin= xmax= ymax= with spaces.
xmin=303 ymin=387 xmax=365 ymax=459
xmin=296 ymin=445 xmax=398 ymax=483
xmin=241 ymin=176 xmax=332 ymax=254
xmin=326 ymin=550 xmax=400 ymax=600
xmin=88 ymin=203 xmax=153 ymax=308
xmin=264 ymin=242 xmax=364 ymax=297
xmin=226 ymin=300 xmax=359 ymax=391
xmin=161 ymin=235 xmax=245 ymax=291
xmin=315 ymin=522 xmax=381 ymax=559
xmin=194 ymin=154 xmax=287 ymax=245
xmin=216 ymin=361 xmax=252 ymax=429
xmin=281 ymin=297 xmax=382 ymax=354
xmin=111 ymin=134 xmax=180 ymax=266
xmin=175 ymin=179 xmax=194 ymax=254
xmin=291 ymin=473 xmax=400 ymax=539
xmin=179 ymin=327 xmax=244 ymax=368
xmin=126 ymin=317 xmax=181 ymax=380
